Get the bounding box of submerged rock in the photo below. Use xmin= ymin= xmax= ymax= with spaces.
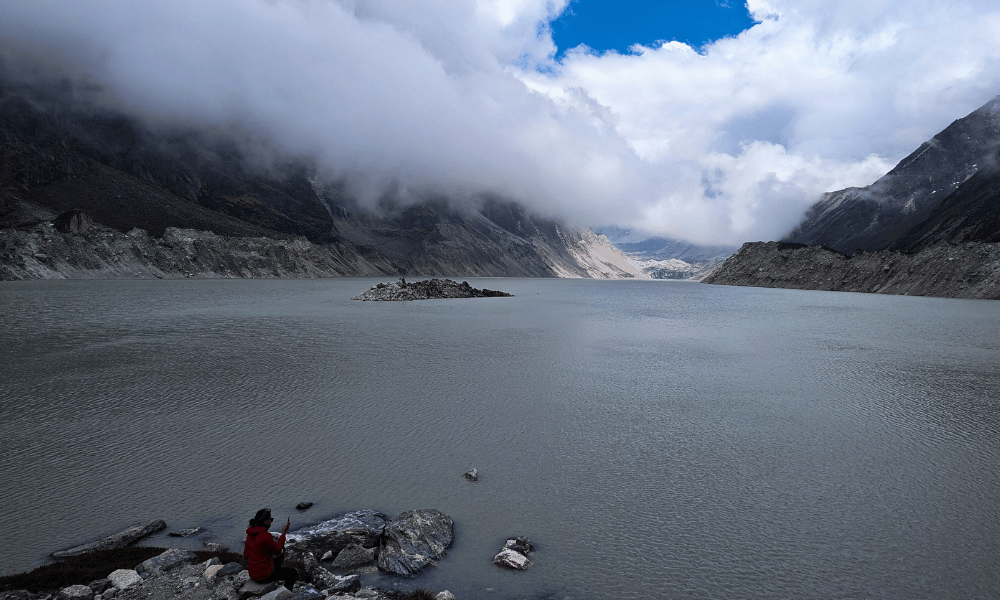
xmin=168 ymin=528 xmax=200 ymax=537
xmin=352 ymin=278 xmax=513 ymax=301
xmin=52 ymin=520 xmax=166 ymax=558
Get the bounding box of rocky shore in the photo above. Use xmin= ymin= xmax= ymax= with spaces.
xmin=703 ymin=241 xmax=1000 ymax=300
xmin=351 ymin=278 xmax=513 ymax=301
xmin=2 ymin=508 xmax=539 ymax=600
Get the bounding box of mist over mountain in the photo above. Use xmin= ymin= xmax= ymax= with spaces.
xmin=0 ymin=55 xmax=644 ymax=280
xmin=5 ymin=0 xmax=1000 ymax=246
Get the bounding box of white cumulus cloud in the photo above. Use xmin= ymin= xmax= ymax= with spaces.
xmin=2 ymin=0 xmax=1000 ymax=244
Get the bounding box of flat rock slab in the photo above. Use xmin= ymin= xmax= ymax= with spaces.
xmin=352 ymin=278 xmax=513 ymax=301
xmin=140 ymin=549 xmax=196 ymax=575
xmin=239 ymin=580 xmax=282 ymax=599
xmin=52 ymin=520 xmax=166 ymax=558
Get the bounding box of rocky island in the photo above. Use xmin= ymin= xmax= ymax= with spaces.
xmin=352 ymin=278 xmax=513 ymax=301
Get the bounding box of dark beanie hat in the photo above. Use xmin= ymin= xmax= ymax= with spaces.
xmin=251 ymin=508 xmax=272 ymax=527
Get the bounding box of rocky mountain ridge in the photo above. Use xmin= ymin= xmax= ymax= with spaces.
xmin=707 ymin=94 xmax=1000 ymax=299
xmin=784 ymin=95 xmax=1000 ymax=254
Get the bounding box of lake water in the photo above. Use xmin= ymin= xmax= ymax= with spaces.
xmin=2 ymin=278 xmax=999 ymax=599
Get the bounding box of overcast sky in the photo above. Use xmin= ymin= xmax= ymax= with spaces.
xmin=3 ymin=0 xmax=1000 ymax=244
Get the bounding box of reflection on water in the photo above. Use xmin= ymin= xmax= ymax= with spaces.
xmin=2 ymin=278 xmax=999 ymax=599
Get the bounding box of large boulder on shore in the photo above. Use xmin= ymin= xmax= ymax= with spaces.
xmin=107 ymin=570 xmax=142 ymax=590
xmin=377 ymin=509 xmax=454 ymax=576
xmin=52 ymin=520 xmax=166 ymax=558
xmin=286 ymin=510 xmax=387 ymax=557
xmin=58 ymin=586 xmax=93 ymax=600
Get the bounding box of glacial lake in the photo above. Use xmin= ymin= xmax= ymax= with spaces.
xmin=2 ymin=278 xmax=999 ymax=599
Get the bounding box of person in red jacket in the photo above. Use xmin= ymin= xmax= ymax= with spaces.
xmin=244 ymin=508 xmax=298 ymax=590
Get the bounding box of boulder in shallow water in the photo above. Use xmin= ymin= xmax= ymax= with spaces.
xmin=377 ymin=509 xmax=454 ymax=576
xmin=503 ymin=536 xmax=533 ymax=554
xmin=493 ymin=536 xmax=533 ymax=570
xmin=492 ymin=548 xmax=530 ymax=570
xmin=462 ymin=468 xmax=478 ymax=482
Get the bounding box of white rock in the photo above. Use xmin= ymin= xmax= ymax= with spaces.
xmin=435 ymin=592 xmax=456 ymax=600
xmin=59 ymin=585 xmax=94 ymax=600
xmin=107 ymin=570 xmax=143 ymax=590
xmin=204 ymin=564 xmax=225 ymax=580
xmin=492 ymin=548 xmax=530 ymax=570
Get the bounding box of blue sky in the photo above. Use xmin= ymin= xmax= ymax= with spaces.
xmin=551 ymin=0 xmax=756 ymax=56
xmin=4 ymin=0 xmax=1000 ymax=244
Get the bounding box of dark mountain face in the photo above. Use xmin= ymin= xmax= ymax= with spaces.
xmin=0 ymin=72 xmax=339 ymax=240
xmin=784 ymin=96 xmax=1000 ymax=254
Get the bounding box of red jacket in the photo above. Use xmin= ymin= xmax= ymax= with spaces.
xmin=244 ymin=526 xmax=286 ymax=581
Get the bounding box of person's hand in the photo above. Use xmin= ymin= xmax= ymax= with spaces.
xmin=283 ymin=518 xmax=290 ymax=534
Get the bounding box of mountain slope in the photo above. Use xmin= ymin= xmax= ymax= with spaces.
xmin=0 ymin=64 xmax=644 ymax=280
xmin=784 ymin=95 xmax=1000 ymax=254
xmin=706 ymin=94 xmax=1000 ymax=299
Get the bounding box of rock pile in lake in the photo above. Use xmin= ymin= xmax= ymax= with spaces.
xmin=351 ymin=278 xmax=512 ymax=301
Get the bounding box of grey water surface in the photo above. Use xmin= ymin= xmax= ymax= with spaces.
xmin=2 ymin=278 xmax=999 ymax=600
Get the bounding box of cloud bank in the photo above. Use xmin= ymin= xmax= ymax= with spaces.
xmin=2 ymin=0 xmax=1000 ymax=244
